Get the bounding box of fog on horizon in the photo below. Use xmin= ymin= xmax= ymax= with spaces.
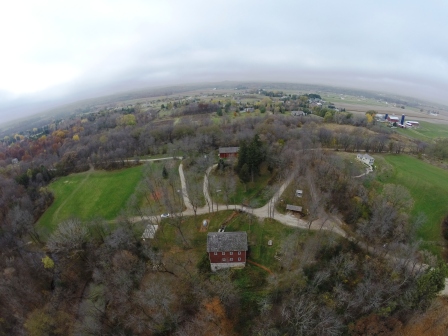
xmin=1 ymin=0 xmax=448 ymax=124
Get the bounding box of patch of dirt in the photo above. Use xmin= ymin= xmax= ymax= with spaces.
xmin=219 ymin=211 xmax=239 ymax=228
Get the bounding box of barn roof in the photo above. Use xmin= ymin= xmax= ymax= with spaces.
xmin=219 ymin=147 xmax=239 ymax=154
xmin=286 ymin=204 xmax=303 ymax=212
xmin=207 ymin=232 xmax=248 ymax=252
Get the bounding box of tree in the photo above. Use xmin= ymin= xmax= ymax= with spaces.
xmin=237 ymin=134 xmax=264 ymax=183
xmin=239 ymin=163 xmax=250 ymax=186
xmin=46 ymin=219 xmax=88 ymax=254
xmin=41 ymin=255 xmax=55 ymax=269
xmin=162 ymin=166 xmax=169 ymax=179
xmin=117 ymin=114 xmax=136 ymax=126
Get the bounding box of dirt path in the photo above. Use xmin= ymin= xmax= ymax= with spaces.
xmin=134 ymin=157 xmax=448 ymax=294
xmin=247 ymin=260 xmax=273 ymax=274
xmin=178 ymin=163 xmax=193 ymax=210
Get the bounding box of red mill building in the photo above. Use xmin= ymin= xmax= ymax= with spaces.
xmin=207 ymin=232 xmax=248 ymax=271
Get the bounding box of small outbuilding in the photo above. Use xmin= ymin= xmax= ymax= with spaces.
xmin=291 ymin=110 xmax=305 ymax=116
xmin=218 ymin=147 xmax=239 ymax=159
xmin=141 ymin=224 xmax=159 ymax=240
xmin=207 ymin=232 xmax=248 ymax=271
xmin=286 ymin=204 xmax=303 ymax=213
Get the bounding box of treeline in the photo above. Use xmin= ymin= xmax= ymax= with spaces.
xmin=0 ymin=98 xmax=446 ymax=334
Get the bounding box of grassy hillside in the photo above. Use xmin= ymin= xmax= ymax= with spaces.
xmin=37 ymin=165 xmax=143 ymax=234
xmin=375 ymin=155 xmax=448 ymax=253
xmin=394 ymin=121 xmax=448 ymax=141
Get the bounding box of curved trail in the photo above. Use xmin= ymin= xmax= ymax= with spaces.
xmin=135 ymin=157 xmax=448 ymax=294
xmin=134 ymin=160 xmax=345 ymax=236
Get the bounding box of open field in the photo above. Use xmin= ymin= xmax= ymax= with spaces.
xmin=374 ymin=154 xmax=448 ymax=254
xmin=37 ymin=165 xmax=143 ymax=234
xmin=393 ymin=121 xmax=448 ymax=141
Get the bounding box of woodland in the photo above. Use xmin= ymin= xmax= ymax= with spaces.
xmin=0 ymin=93 xmax=447 ymax=335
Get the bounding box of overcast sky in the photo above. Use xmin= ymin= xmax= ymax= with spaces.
xmin=1 ymin=0 xmax=447 ymax=123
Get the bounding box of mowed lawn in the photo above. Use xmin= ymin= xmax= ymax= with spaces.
xmin=376 ymin=155 xmax=448 ymax=252
xmin=37 ymin=165 xmax=143 ymax=233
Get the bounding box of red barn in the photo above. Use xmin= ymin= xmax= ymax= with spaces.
xmin=207 ymin=232 xmax=248 ymax=271
xmin=387 ymin=115 xmax=400 ymax=123
xmin=218 ymin=147 xmax=239 ymax=159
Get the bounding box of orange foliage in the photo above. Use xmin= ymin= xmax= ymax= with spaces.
xmin=22 ymin=153 xmax=32 ymax=162
xmin=194 ymin=297 xmax=235 ymax=336
xmin=389 ymin=297 xmax=448 ymax=336
xmin=350 ymin=314 xmax=402 ymax=335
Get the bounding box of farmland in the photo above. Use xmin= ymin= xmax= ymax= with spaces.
xmin=393 ymin=120 xmax=448 ymax=141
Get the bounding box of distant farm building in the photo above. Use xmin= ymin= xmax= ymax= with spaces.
xmin=219 ymin=147 xmax=239 ymax=159
xmin=405 ymin=121 xmax=420 ymax=127
xmin=286 ymin=204 xmax=303 ymax=213
xmin=357 ymin=153 xmax=374 ymax=166
xmin=387 ymin=115 xmax=400 ymax=123
xmin=291 ymin=110 xmax=305 ymax=116
xmin=207 ymin=232 xmax=248 ymax=271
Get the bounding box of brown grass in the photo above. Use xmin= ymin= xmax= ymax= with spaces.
xmin=390 ymin=297 xmax=448 ymax=336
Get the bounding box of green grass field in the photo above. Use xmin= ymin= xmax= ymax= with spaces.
xmin=375 ymin=155 xmax=448 ymax=254
xmin=393 ymin=121 xmax=448 ymax=141
xmin=37 ymin=165 xmax=143 ymax=234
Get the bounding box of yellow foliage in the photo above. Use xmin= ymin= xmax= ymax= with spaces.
xmin=118 ymin=114 xmax=136 ymax=126
xmin=42 ymin=255 xmax=54 ymax=269
xmin=24 ymin=309 xmax=53 ymax=336
xmin=52 ymin=130 xmax=68 ymax=138
xmin=366 ymin=114 xmax=374 ymax=123
xmin=72 ymin=134 xmax=80 ymax=141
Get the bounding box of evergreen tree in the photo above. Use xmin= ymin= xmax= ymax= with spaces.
xmin=162 ymin=166 xmax=168 ymax=179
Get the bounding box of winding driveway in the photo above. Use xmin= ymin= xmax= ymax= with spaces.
xmin=137 ymin=157 xmax=447 ymax=294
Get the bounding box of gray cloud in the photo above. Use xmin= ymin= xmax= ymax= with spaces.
xmin=1 ymin=0 xmax=447 ymax=123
